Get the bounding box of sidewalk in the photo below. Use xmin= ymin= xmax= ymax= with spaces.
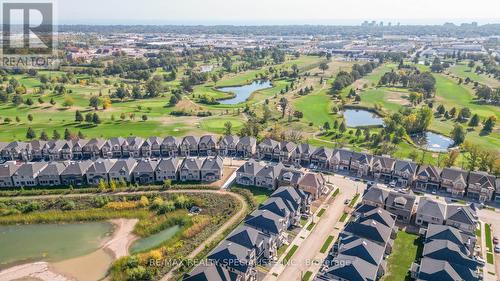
xmin=263 ymin=188 xmax=338 ymax=280
xmin=481 ymin=221 xmax=497 ymax=281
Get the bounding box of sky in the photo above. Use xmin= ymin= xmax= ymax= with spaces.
xmin=56 ymin=0 xmax=500 ymax=25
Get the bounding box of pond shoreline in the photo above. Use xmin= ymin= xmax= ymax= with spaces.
xmin=0 ymin=218 xmax=139 ymax=281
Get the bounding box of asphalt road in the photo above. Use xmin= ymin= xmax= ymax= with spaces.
xmin=273 ymin=174 xmax=364 ymax=281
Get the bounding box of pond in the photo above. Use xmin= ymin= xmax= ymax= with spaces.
xmin=130 ymin=225 xmax=181 ymax=253
xmin=343 ymin=109 xmax=385 ymax=127
xmin=0 ymin=222 xmax=113 ymax=266
xmin=411 ymin=132 xmax=455 ymax=152
xmin=217 ymin=80 xmax=272 ymax=105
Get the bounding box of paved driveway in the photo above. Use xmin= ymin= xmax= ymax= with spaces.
xmin=478 ymin=209 xmax=500 ymax=280
xmin=265 ymin=174 xmax=365 ymax=281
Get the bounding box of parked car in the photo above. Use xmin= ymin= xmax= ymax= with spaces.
xmin=389 ymin=180 xmax=396 ymax=187
xmin=493 ymin=236 xmax=498 ymax=245
xmin=494 ymin=245 xmax=500 ymax=253
xmin=474 ymin=256 xmax=486 ymax=267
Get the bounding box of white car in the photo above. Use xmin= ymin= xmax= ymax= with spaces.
xmin=474 ymin=256 xmax=485 ymax=266
xmin=495 ymin=245 xmax=500 ymax=253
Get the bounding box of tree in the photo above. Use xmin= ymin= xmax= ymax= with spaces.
xmin=482 ymin=116 xmax=496 ymax=135
xmin=223 ymin=121 xmax=233 ymax=136
xmin=85 ymin=113 xmax=93 ymax=123
xmin=89 ymin=96 xmax=99 ymax=109
xmin=355 ymin=128 xmax=362 ymax=138
xmin=40 ymin=130 xmax=49 ymax=141
xmin=52 ymin=130 xmax=61 ymax=140
xmin=64 ymin=128 xmax=72 ymax=140
xmin=12 ymin=94 xmax=23 ymax=106
xmin=78 ymin=131 xmax=85 ymax=139
xmin=323 ymin=122 xmax=331 ymax=131
xmin=319 ymin=62 xmax=329 ymax=73
xmin=75 ymin=110 xmax=83 ymax=122
xmin=62 ymin=96 xmax=74 ymax=107
xmin=27 ymin=114 xmax=33 ymax=122
xmin=278 ymin=97 xmax=288 ymax=119
xmin=339 ymin=121 xmax=347 ymax=134
xmin=141 ymin=114 xmax=148 ymax=121
xmin=26 ymin=127 xmax=36 ymax=139
xmin=92 ymin=113 xmax=101 ymax=124
xmin=443 ymin=149 xmax=459 ymax=167
xmin=468 ymin=114 xmax=480 ymax=127
xmin=451 ymin=124 xmax=466 ymax=145
xmin=50 ymin=98 xmax=56 ymax=105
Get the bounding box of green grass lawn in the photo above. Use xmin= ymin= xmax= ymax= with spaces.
xmin=449 ymin=62 xmax=500 ymax=88
xmin=199 ymin=116 xmax=245 ymax=134
xmin=487 ymin=252 xmax=494 ymax=265
xmin=339 ymin=213 xmax=349 ymax=222
xmin=381 ymin=231 xmax=423 ymax=281
xmin=232 ymin=184 xmax=272 ymax=205
xmin=320 ymin=235 xmax=335 ymax=254
xmin=348 ymin=194 xmax=360 ymax=208
xmin=485 ymin=224 xmax=493 ymax=252
xmin=302 ymin=271 xmax=313 ymax=281
xmin=283 ymin=245 xmax=299 ymax=264
xmin=434 ymin=74 xmax=499 ymax=120
xmin=277 ymin=244 xmax=289 ymax=258
xmin=294 ymin=89 xmax=338 ymax=127
xmin=317 ymin=208 xmax=326 ymax=217
xmin=306 ymin=222 xmax=316 ymax=231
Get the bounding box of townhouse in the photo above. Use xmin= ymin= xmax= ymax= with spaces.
xmin=124 ymin=137 xmax=144 ymax=158
xmin=217 ymin=135 xmax=239 ymax=157
xmin=71 ymin=139 xmax=88 ymax=160
xmin=310 ymin=147 xmax=333 ymax=170
xmin=297 ymin=172 xmax=326 ymax=200
xmin=155 ymin=157 xmax=182 ymax=182
xmin=372 ymin=155 xmax=396 ymax=182
xmin=236 ymin=136 xmax=257 ymax=158
xmin=330 ymin=148 xmax=352 ymax=171
xmin=317 ymin=206 xmax=396 ymax=281
xmin=37 ymin=162 xmax=68 ymax=186
xmin=414 ymin=165 xmax=442 ymax=192
xmin=257 ymin=138 xmax=280 ymax=161
xmin=416 ymin=197 xmax=478 ymax=235
xmin=179 ymin=136 xmax=199 ymax=156
xmin=198 ymin=135 xmax=218 ymax=156
xmin=86 ymin=159 xmax=116 ymax=184
xmin=440 ymin=167 xmax=468 ymax=197
xmin=29 ymin=140 xmax=46 ymax=161
xmin=184 ymin=186 xmax=310 ymax=281
xmin=108 ymin=158 xmax=137 ymax=183
xmin=467 ymin=171 xmax=496 ymax=202
xmin=0 ymin=162 xmax=19 ymax=187
xmin=392 ymin=159 xmax=417 ymax=187
xmin=362 ymin=186 xmax=416 ymax=223
xmin=82 ymin=138 xmax=106 ymax=159
xmin=132 ymin=159 xmax=159 ymax=184
xmin=236 ymin=159 xmax=263 ymax=187
xmin=140 ymin=136 xmax=163 ymax=158
xmin=255 ymin=162 xmax=284 ymax=190
xmin=411 ymin=224 xmax=479 ymax=281
xmin=200 ymin=156 xmax=224 ymax=181
xmin=104 ymin=137 xmax=127 ymax=158
xmin=0 ymin=135 xmax=497 ymax=202
xmin=12 ymin=162 xmax=48 ymax=187
xmin=349 ymin=151 xmax=373 ymax=178
xmin=179 ymin=157 xmax=204 ymax=181
xmin=290 ymin=143 xmax=315 ymax=166
xmin=60 ymin=160 xmax=93 ymax=186
xmin=160 ymin=136 xmax=179 ymax=157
